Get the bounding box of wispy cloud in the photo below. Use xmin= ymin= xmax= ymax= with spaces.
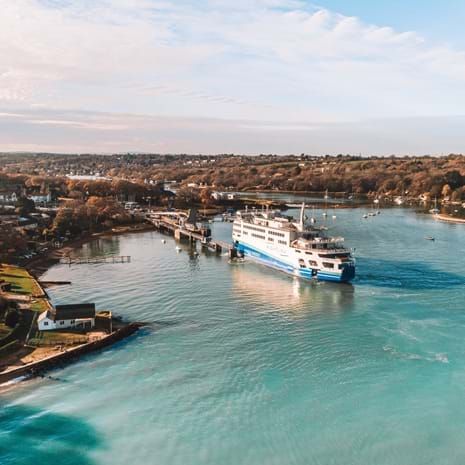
xmin=0 ymin=0 xmax=465 ymax=152
xmin=0 ymin=108 xmax=464 ymax=155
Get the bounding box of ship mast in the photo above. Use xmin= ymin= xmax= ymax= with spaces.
xmin=299 ymin=202 xmax=305 ymax=231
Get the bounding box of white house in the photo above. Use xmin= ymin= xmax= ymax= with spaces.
xmin=211 ymin=191 xmax=224 ymax=200
xmin=211 ymin=191 xmax=236 ymax=201
xmin=38 ymin=303 xmax=96 ymax=331
xmin=0 ymin=191 xmax=18 ymax=203
xmin=29 ymin=192 xmax=52 ymax=203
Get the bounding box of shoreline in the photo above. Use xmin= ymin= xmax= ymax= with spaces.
xmin=26 ymin=222 xmax=156 ymax=278
xmin=0 ymin=322 xmax=145 ymax=390
xmin=0 ymin=224 xmax=154 ymax=393
xmin=434 ymin=213 xmax=465 ymax=224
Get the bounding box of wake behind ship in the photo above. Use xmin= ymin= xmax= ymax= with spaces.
xmin=232 ymin=204 xmax=355 ymax=283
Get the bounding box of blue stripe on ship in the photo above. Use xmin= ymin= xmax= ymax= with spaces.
xmin=236 ymin=242 xmax=355 ymax=283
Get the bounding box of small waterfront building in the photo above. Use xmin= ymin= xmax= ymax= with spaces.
xmin=0 ymin=190 xmax=18 ymax=204
xmin=38 ymin=303 xmax=96 ymax=331
xmin=29 ymin=192 xmax=52 ymax=204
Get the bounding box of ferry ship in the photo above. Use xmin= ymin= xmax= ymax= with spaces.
xmin=232 ymin=204 xmax=355 ymax=283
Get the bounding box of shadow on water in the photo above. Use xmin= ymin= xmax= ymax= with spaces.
xmin=0 ymin=404 xmax=103 ymax=465
xmin=81 ymin=236 xmax=121 ymax=258
xmin=355 ymin=257 xmax=465 ymax=290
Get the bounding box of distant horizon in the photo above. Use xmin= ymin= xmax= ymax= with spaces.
xmin=0 ymin=149 xmax=463 ymax=158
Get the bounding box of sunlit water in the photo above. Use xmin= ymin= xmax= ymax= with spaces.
xmin=2 ymin=207 xmax=465 ymax=465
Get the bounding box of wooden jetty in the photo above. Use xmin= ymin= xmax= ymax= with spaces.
xmin=39 ymin=280 xmax=72 ymax=287
xmin=148 ymin=211 xmax=233 ymax=254
xmin=60 ymin=256 xmax=131 ymax=265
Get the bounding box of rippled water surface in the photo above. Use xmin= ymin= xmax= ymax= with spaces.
xmin=2 ymin=208 xmax=465 ymax=465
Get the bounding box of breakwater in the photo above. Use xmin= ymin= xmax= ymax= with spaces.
xmin=0 ymin=322 xmax=144 ymax=386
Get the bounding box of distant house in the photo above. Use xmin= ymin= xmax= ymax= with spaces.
xmin=211 ymin=191 xmax=223 ymax=200
xmin=0 ymin=190 xmax=18 ymax=203
xmin=29 ymin=192 xmax=52 ymax=203
xmin=211 ymin=191 xmax=236 ymax=201
xmin=38 ymin=303 xmax=96 ymax=331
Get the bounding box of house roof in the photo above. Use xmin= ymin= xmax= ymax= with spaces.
xmin=53 ymin=303 xmax=96 ymax=320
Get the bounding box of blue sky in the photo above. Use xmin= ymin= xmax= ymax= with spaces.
xmin=315 ymin=0 xmax=465 ymax=46
xmin=0 ymin=0 xmax=464 ymax=154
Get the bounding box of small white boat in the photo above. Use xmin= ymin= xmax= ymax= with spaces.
xmin=425 ymin=236 xmax=435 ymax=241
xmin=161 ymin=239 xmax=166 ymax=244
xmin=362 ymin=214 xmax=368 ymax=219
xmin=332 ymin=215 xmax=337 ymax=219
xmin=175 ymin=246 xmax=182 ymax=252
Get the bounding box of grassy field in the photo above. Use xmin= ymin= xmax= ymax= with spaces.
xmin=0 ymin=264 xmax=44 ymax=296
xmin=30 ymin=298 xmax=51 ymax=312
xmin=0 ymin=322 xmax=13 ymax=340
xmin=29 ymin=330 xmax=89 ymax=347
xmin=1 ymin=264 xmax=50 ymax=313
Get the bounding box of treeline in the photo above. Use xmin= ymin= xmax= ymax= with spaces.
xmin=154 ymin=155 xmax=465 ymax=200
xmin=2 ymin=153 xmax=465 ymax=200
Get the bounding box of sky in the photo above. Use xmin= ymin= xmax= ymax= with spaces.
xmin=0 ymin=0 xmax=464 ymax=155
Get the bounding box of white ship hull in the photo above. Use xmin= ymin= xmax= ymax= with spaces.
xmin=235 ymin=240 xmax=355 ymax=283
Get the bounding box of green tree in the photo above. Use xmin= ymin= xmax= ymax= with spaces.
xmin=16 ymin=197 xmax=35 ymax=216
xmin=5 ymin=309 xmax=20 ymax=328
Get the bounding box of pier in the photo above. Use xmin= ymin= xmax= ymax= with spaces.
xmin=60 ymin=256 xmax=131 ymax=265
xmin=147 ymin=211 xmax=234 ymax=254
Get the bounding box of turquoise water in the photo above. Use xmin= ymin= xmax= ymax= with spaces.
xmin=2 ymin=208 xmax=465 ymax=465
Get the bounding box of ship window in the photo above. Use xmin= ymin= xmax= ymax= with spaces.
xmin=278 ymin=240 xmax=287 ymax=245
xmin=322 ymin=262 xmax=334 ymax=269
xmin=268 ymin=237 xmax=274 ymax=242
xmin=305 ymin=251 xmax=312 ymax=255
xmin=309 ymin=260 xmax=317 ymax=267
xmin=298 ymin=259 xmax=306 ymax=268
xmin=295 ymin=249 xmax=301 ymax=253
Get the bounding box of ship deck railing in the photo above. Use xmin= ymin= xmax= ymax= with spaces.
xmin=292 ymin=245 xmax=350 ymax=254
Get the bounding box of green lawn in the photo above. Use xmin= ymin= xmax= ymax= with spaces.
xmin=0 ymin=265 xmax=44 ymax=296
xmin=30 ymin=330 xmax=88 ymax=347
xmin=30 ymin=299 xmax=51 ymax=312
xmin=0 ymin=322 xmax=12 ymax=339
